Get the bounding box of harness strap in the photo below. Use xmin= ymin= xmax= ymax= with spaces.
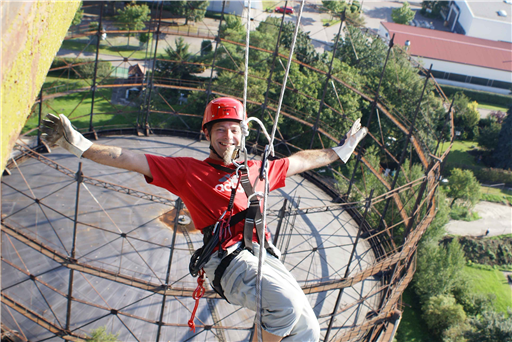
xmin=212 ymin=247 xmax=243 ymax=301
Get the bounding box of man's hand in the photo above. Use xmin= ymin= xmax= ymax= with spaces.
xmin=40 ymin=114 xmax=93 ymax=158
xmin=332 ymin=118 xmax=368 ymax=163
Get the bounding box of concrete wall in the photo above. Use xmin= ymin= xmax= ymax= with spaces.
xmin=1 ymin=1 xmax=80 ymax=173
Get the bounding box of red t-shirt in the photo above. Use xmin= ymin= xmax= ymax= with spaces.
xmin=145 ymin=155 xmax=289 ymax=249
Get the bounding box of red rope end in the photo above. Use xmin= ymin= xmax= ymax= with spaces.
xmin=188 ymin=269 xmax=205 ymax=332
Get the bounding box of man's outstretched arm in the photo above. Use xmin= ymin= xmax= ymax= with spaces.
xmin=82 ymin=144 xmax=152 ymax=178
xmin=286 ymin=119 xmax=368 ymax=177
xmin=287 ymin=149 xmax=339 ymax=177
xmin=41 ymin=113 xmax=152 ymax=178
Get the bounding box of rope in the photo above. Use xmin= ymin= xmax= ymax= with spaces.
xmin=255 ymin=2 xmax=305 ymax=341
xmin=239 ymin=0 xmax=251 ymax=155
xmin=188 ymin=269 xmax=205 ymax=333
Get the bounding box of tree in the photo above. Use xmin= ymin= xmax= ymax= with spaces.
xmin=72 ymin=1 xmax=84 ymax=26
xmin=453 ymin=93 xmax=480 ymax=139
xmin=167 ymin=1 xmax=209 ymax=25
xmin=322 ymin=0 xmax=348 ymax=18
xmin=422 ymin=294 xmax=467 ymax=337
xmin=414 ymin=239 xmax=467 ymax=303
xmin=478 ymin=120 xmax=501 ymax=150
xmin=86 ymin=326 xmax=119 ymax=342
xmin=446 ymin=168 xmax=480 ymax=209
xmin=155 ymin=37 xmax=203 ymax=80
xmin=493 ymin=110 xmax=512 ymax=170
xmin=115 ymin=2 xmax=151 ymax=46
xmin=391 ymin=1 xmax=416 ymax=25
xmin=466 ymin=309 xmax=512 ymax=342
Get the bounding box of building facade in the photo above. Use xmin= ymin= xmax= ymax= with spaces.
xmin=446 ymin=0 xmax=512 ymax=43
xmin=379 ymin=22 xmax=512 ymax=95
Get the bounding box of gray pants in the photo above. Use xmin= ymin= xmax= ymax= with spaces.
xmin=204 ymin=243 xmax=320 ymax=341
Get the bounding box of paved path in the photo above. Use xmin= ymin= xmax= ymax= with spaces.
xmin=446 ymin=201 xmax=512 ymax=237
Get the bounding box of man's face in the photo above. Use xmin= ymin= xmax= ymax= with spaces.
xmin=205 ymin=120 xmax=242 ymax=164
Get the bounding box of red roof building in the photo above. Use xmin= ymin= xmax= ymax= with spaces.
xmin=379 ymin=22 xmax=512 ymax=94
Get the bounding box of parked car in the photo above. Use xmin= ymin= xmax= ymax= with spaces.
xmin=275 ymin=6 xmax=293 ymax=14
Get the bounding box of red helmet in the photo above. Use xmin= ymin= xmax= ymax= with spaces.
xmin=202 ymin=97 xmax=246 ymax=131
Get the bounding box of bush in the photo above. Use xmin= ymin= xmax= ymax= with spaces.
xmin=440 ymin=85 xmax=512 ymax=108
xmin=51 ymin=58 xmax=112 ymax=79
xmin=443 ymin=163 xmax=512 ymax=186
xmin=450 ymin=205 xmax=481 ymax=221
xmin=466 ymin=309 xmax=512 ymax=342
xmin=422 ymin=294 xmax=467 ymax=337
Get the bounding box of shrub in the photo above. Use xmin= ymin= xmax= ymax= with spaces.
xmin=50 ymin=58 xmax=112 ymax=79
xmin=440 ymin=85 xmax=512 ymax=108
xmin=443 ymin=164 xmax=512 ymax=186
xmin=422 ymin=294 xmax=467 ymax=337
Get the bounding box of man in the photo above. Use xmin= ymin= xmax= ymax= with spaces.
xmin=41 ymin=97 xmax=367 ymax=341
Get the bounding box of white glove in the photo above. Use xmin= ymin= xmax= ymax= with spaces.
xmin=40 ymin=114 xmax=93 ymax=158
xmin=332 ymin=118 xmax=368 ymax=163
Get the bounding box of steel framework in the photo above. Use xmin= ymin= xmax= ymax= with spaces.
xmin=2 ymin=2 xmax=455 ymax=341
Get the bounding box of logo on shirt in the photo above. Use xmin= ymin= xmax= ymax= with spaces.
xmin=215 ymin=174 xmax=244 ymax=193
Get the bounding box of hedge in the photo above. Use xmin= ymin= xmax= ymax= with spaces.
xmin=443 ymin=163 xmax=512 ymax=186
xmin=440 ymin=85 xmax=512 ymax=108
xmin=51 ymin=58 xmax=112 ymax=79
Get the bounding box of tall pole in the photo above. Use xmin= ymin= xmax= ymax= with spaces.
xmin=88 ymin=4 xmax=103 ymax=138
xmin=66 ymin=162 xmax=83 ymax=331
xmin=377 ymin=65 xmax=432 ymax=230
xmin=324 ymin=189 xmax=374 ymax=342
xmin=346 ymin=34 xmax=395 ymax=196
xmin=144 ymin=1 xmax=163 ymax=136
xmin=156 ymin=198 xmax=183 ymax=341
xmin=309 ymin=10 xmax=346 ymax=149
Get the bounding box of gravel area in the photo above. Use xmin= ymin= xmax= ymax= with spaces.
xmin=446 ymin=201 xmax=511 ymax=237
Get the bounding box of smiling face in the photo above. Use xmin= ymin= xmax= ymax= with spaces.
xmin=205 ymin=120 xmax=242 ymax=164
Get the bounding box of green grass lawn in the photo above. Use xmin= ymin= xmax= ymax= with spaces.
xmin=396 ymin=288 xmax=433 ymax=342
xmin=24 ymin=87 xmax=139 ymax=135
xmin=463 ymin=265 xmax=512 ymax=314
xmin=440 ymin=140 xmax=481 ymax=167
xmin=60 ymin=38 xmax=166 ymax=60
xmin=478 ymin=103 xmax=509 ymax=112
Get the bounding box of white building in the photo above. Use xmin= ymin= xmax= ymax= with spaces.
xmin=208 ymin=0 xmax=263 ymax=16
xmin=446 ymin=0 xmax=512 ymax=43
xmin=379 ymin=22 xmax=512 ymax=95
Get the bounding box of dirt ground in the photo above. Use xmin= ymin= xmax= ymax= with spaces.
xmin=446 ymin=201 xmax=512 ymax=237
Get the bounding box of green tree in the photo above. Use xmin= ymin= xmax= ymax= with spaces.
xmin=322 ymin=0 xmax=348 ymax=18
xmin=391 ymin=1 xmax=416 ymax=25
xmin=422 ymin=294 xmax=467 ymax=337
xmin=446 ymin=168 xmax=480 ymax=209
xmin=115 ymin=1 xmax=151 ymax=46
xmin=72 ymin=1 xmax=84 ymax=26
xmin=167 ymin=1 xmax=209 ymax=25
xmin=86 ymin=326 xmax=119 ymax=342
xmin=466 ymin=309 xmax=512 ymax=342
xmin=453 ymin=93 xmax=480 ymax=139
xmin=156 ymin=37 xmax=203 ymax=80
xmin=414 ymin=239 xmax=467 ymax=302
xmin=493 ymin=109 xmax=512 ymax=170
xmin=478 ymin=120 xmax=501 ymax=150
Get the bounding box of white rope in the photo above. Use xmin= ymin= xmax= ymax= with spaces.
xmin=240 ymin=0 xmax=251 ymax=153
xmin=255 ymin=2 xmax=305 ymax=341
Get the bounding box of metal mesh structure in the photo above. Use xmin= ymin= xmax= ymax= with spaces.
xmin=2 ymin=2 xmax=455 ymax=341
